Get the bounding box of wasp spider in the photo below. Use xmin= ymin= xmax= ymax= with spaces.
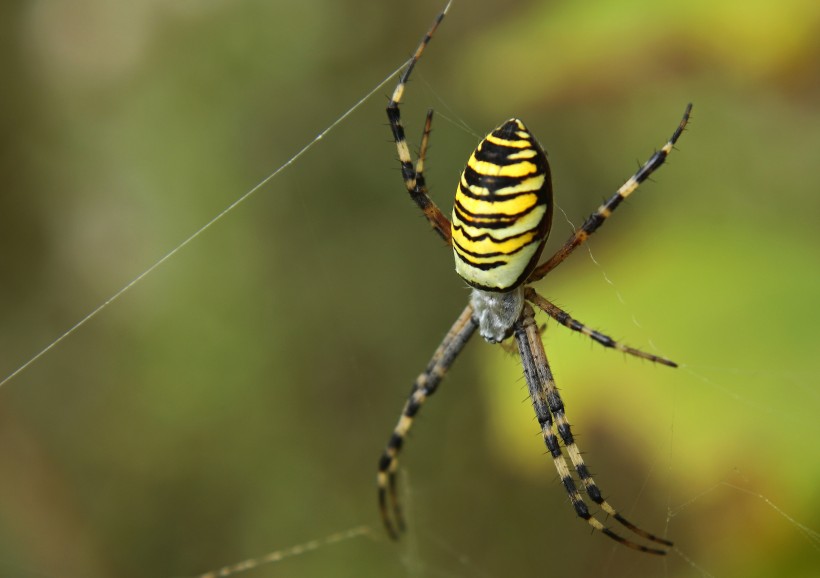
xmin=377 ymin=2 xmax=690 ymax=555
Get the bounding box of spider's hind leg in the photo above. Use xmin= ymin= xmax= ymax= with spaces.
xmin=514 ymin=303 xmax=672 ymax=554
xmin=377 ymin=305 xmax=477 ymax=539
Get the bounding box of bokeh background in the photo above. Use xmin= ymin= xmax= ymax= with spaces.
xmin=1 ymin=1 xmax=818 ymax=577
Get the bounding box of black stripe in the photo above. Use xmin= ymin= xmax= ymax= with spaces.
xmin=453 ymin=231 xmax=540 ymax=260
xmin=556 ymin=422 xmax=574 ymax=444
xmin=544 ymin=432 xmax=562 ymax=458
xmin=405 ymin=399 xmax=420 ymax=417
xmin=388 ymin=433 xmax=404 ymax=451
xmin=452 ymin=222 xmax=541 ymax=244
xmin=636 ymin=150 xmax=667 ymax=183
xmin=492 ymin=121 xmax=532 ymax=141
xmin=453 ymin=202 xmax=507 ymax=226
xmin=386 ymin=108 xmax=404 ymax=142
xmin=453 ymin=240 xmax=518 ymax=259
xmin=572 ymin=496 xmax=591 ymax=519
xmin=453 ymin=202 xmax=519 ymax=229
xmin=452 ymin=248 xmax=506 ymax=270
xmin=463 ymin=164 xmax=540 ymax=191
xmin=474 ymin=140 xmax=536 ymax=166
xmin=546 ymin=391 xmax=565 ymax=415
xmin=457 ymin=180 xmax=543 ymax=201
xmin=587 ymin=482 xmax=604 ymax=503
xmin=453 ymin=197 xmax=538 ymax=223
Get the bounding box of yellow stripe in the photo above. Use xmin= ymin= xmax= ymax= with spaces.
xmin=453 ymin=204 xmax=545 ymax=238
xmin=507 ymin=149 xmax=538 ymax=160
xmin=457 ymin=191 xmax=538 ymax=218
xmin=396 ymin=415 xmax=413 ymax=435
xmin=460 ymin=173 xmax=546 ymax=198
xmin=467 ymin=156 xmax=538 ymax=178
xmin=484 ymin=134 xmax=531 ymax=148
xmin=453 ymin=230 xmax=538 ymax=258
xmin=454 ymin=238 xmax=543 ymax=288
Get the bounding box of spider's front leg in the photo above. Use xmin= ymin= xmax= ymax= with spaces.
xmin=377 ymin=305 xmax=476 ymax=539
xmin=386 ymin=3 xmax=453 ymax=244
xmin=528 ymin=104 xmax=692 ymax=282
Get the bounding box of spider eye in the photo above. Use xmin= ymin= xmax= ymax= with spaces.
xmin=450 ymin=119 xmax=554 ymax=291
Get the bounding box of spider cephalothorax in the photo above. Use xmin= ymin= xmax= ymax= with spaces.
xmin=377 ymin=1 xmax=690 ymax=555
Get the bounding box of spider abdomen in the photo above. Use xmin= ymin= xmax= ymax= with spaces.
xmin=451 ymin=119 xmax=554 ymax=292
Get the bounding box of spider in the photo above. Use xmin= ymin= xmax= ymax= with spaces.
xmin=377 ymin=2 xmax=690 ymax=555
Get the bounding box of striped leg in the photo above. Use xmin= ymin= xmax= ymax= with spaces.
xmin=386 ymin=2 xmax=453 ymax=244
xmin=524 ymin=287 xmax=677 ymax=367
xmin=378 ymin=304 xmax=477 ymax=539
xmin=514 ymin=304 xmax=672 ymax=555
xmin=412 ymin=109 xmax=435 ymax=205
xmin=528 ymin=104 xmax=692 ymax=283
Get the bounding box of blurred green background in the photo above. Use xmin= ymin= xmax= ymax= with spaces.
xmin=1 ymin=0 xmax=818 ymax=577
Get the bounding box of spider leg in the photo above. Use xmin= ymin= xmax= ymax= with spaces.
xmin=386 ymin=3 xmax=453 ymax=244
xmin=514 ymin=303 xmax=672 ymax=555
xmin=524 ymin=287 xmax=677 ymax=367
xmin=413 ymin=109 xmax=434 ymax=195
xmin=378 ymin=304 xmax=477 ymax=539
xmin=528 ymin=104 xmax=692 ymax=283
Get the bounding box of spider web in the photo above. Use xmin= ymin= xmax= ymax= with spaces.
xmin=1 ymin=2 xmax=818 ymax=578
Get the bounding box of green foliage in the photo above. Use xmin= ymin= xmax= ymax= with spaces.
xmin=0 ymin=1 xmax=818 ymax=577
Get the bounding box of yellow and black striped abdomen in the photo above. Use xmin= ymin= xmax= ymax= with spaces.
xmin=451 ymin=119 xmax=553 ymax=291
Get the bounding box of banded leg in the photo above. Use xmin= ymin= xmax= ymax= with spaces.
xmin=413 ymin=109 xmax=435 ymax=201
xmin=386 ymin=2 xmax=453 ymax=244
xmin=378 ymin=304 xmax=477 ymax=539
xmin=514 ymin=304 xmax=672 ymax=555
xmin=528 ymin=104 xmax=692 ymax=283
xmin=524 ymin=287 xmax=677 ymax=367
